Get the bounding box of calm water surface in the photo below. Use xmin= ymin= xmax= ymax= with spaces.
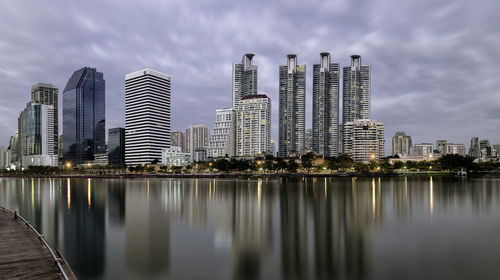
xmin=1 ymin=176 xmax=500 ymax=280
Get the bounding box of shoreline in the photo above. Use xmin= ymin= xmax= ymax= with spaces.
xmin=1 ymin=171 xmax=498 ymax=179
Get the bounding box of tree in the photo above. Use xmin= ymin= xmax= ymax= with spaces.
xmin=276 ymin=158 xmax=288 ymax=172
xmin=393 ymin=161 xmax=404 ymax=170
xmin=300 ymin=152 xmax=315 ymax=169
xmin=287 ymin=161 xmax=299 ymax=172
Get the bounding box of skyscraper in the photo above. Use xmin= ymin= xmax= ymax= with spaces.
xmin=31 ymin=83 xmax=58 ymax=154
xmin=278 ymin=54 xmax=306 ymax=157
xmin=236 ymin=95 xmax=271 ymax=157
xmin=469 ymin=137 xmax=480 ymax=158
xmin=312 ymin=52 xmax=340 ymax=157
xmin=171 ymin=131 xmax=184 ymax=151
xmin=343 ymin=119 xmax=384 ymax=162
xmin=342 ymin=55 xmax=371 ymax=124
xmin=232 ymin=54 xmax=258 ymax=108
xmin=392 ymin=132 xmax=412 ymax=156
xmin=63 ymin=67 xmax=105 ymax=165
xmin=21 ymin=102 xmax=58 ymax=167
xmin=108 ymin=127 xmax=125 ymax=165
xmin=125 ymin=69 xmax=171 ymax=165
xmin=184 ymin=124 xmax=209 ymax=162
xmin=208 ymin=108 xmax=236 ymax=158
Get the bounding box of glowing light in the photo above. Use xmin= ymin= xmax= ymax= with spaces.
xmin=67 ymin=178 xmax=71 ymax=209
xmin=87 ymin=179 xmax=91 ymax=210
xmin=430 ymin=176 xmax=434 ymax=218
xmin=65 ymin=162 xmax=72 ymax=169
xmin=372 ymin=178 xmax=376 ymax=218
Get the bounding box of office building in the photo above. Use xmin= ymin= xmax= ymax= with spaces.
xmin=108 ymin=127 xmax=125 ymax=165
xmin=125 ymin=68 xmax=171 ymax=165
xmin=312 ymin=52 xmax=340 ymax=157
xmin=436 ymin=140 xmax=447 ymax=154
xmin=392 ymin=132 xmax=412 ymax=156
xmin=278 ymin=54 xmax=306 ymax=157
xmin=445 ymin=143 xmax=466 ymax=156
xmin=31 ymin=83 xmax=58 ymax=154
xmin=184 ymin=124 xmax=209 ymax=162
xmin=343 ymin=119 xmax=384 ymax=162
xmin=232 ymin=54 xmax=258 ymax=108
xmin=236 ymin=95 xmax=271 ymax=157
xmin=469 ymin=137 xmax=480 ymax=158
xmin=63 ymin=67 xmax=106 ymax=165
xmin=342 ymin=55 xmax=371 ymax=125
xmin=171 ymin=131 xmax=184 ymax=151
xmin=21 ymin=102 xmax=58 ymax=167
xmin=208 ymin=108 xmax=236 ymax=158
xmin=161 ymin=146 xmax=190 ymax=167
xmin=413 ymin=143 xmax=434 ymax=157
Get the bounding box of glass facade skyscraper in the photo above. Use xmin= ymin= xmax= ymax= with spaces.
xmin=63 ymin=67 xmax=106 ymax=165
xmin=232 ymin=54 xmax=258 ymax=108
xmin=108 ymin=127 xmax=125 ymax=165
xmin=342 ymin=55 xmax=371 ymax=124
xmin=278 ymin=54 xmax=306 ymax=157
xmin=31 ymin=83 xmax=58 ymax=154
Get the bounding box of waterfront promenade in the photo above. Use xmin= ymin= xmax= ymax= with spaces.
xmin=0 ymin=207 xmax=76 ymax=279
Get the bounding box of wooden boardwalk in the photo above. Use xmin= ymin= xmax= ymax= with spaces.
xmin=0 ymin=208 xmax=77 ymax=279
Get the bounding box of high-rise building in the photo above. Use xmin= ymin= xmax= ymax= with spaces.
xmin=342 ymin=55 xmax=371 ymax=125
xmin=278 ymin=54 xmax=306 ymax=157
xmin=343 ymin=119 xmax=384 ymax=162
xmin=0 ymin=146 xmax=6 ymax=169
xmin=21 ymin=102 xmax=58 ymax=167
xmin=480 ymin=139 xmax=492 ymax=158
xmin=31 ymin=83 xmax=58 ymax=154
xmin=392 ymin=132 xmax=412 ymax=156
xmin=232 ymin=54 xmax=258 ymax=108
xmin=469 ymin=137 xmax=480 ymax=158
xmin=108 ymin=127 xmax=125 ymax=165
xmin=493 ymin=144 xmax=500 ymax=157
xmin=436 ymin=140 xmax=447 ymax=154
xmin=269 ymin=139 xmax=276 ymax=157
xmin=171 ymin=131 xmax=184 ymax=151
xmin=444 ymin=143 xmax=466 ymax=156
xmin=125 ymin=69 xmax=171 ymax=165
xmin=184 ymin=124 xmax=209 ymax=162
xmin=304 ymin=129 xmax=312 ymax=152
xmin=413 ymin=143 xmax=434 ymax=157
xmin=8 ymin=133 xmax=18 ymax=166
xmin=208 ymin=108 xmax=236 ymax=158
xmin=236 ymin=95 xmax=271 ymax=157
xmin=312 ymin=52 xmax=340 ymax=157
xmin=63 ymin=67 xmax=106 ymax=165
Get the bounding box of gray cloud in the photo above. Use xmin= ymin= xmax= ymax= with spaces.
xmin=0 ymin=0 xmax=499 ymax=153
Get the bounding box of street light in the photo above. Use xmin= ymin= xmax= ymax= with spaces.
xmin=65 ymin=162 xmax=72 ymax=169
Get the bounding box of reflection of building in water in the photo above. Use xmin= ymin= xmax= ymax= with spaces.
xmin=231 ymin=179 xmax=275 ymax=280
xmin=63 ymin=178 xmax=105 ymax=278
xmin=182 ymin=179 xmax=209 ymax=227
xmin=107 ymin=179 xmax=126 ymax=225
xmin=125 ymin=179 xmax=169 ymax=277
xmin=40 ymin=178 xmax=60 ymax=246
xmin=393 ymin=177 xmax=412 ymax=219
xmin=280 ymin=178 xmax=309 ymax=279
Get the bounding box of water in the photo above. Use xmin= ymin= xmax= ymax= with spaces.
xmin=1 ymin=176 xmax=500 ymax=280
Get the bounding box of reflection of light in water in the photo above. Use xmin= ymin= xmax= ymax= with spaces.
xmin=430 ymin=176 xmax=434 ymax=218
xmin=258 ymin=178 xmax=262 ymax=205
xmin=324 ymin=178 xmax=327 ymax=198
xmin=67 ymin=178 xmax=71 ymax=209
xmin=88 ymin=178 xmax=91 ymax=210
xmin=196 ymin=179 xmax=198 ymax=198
xmin=31 ymin=178 xmax=34 ymax=208
xmin=372 ymin=178 xmax=376 ymax=218
xmin=209 ymin=180 xmax=212 ymax=200
xmin=147 ymin=179 xmax=150 ymax=198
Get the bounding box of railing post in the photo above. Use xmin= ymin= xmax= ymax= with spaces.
xmin=14 ymin=211 xmax=17 ymax=220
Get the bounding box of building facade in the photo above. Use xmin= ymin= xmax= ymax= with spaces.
xmin=236 ymin=95 xmax=271 ymax=157
xmin=312 ymin=52 xmax=340 ymax=157
xmin=125 ymin=69 xmax=171 ymax=165
xmin=392 ymin=132 xmax=412 ymax=156
xmin=278 ymin=54 xmax=305 ymax=157
xmin=63 ymin=67 xmax=106 ymax=165
xmin=108 ymin=127 xmax=125 ymax=165
xmin=413 ymin=143 xmax=434 ymax=157
xmin=31 ymin=83 xmax=58 ymax=154
xmin=445 ymin=143 xmax=466 ymax=156
xmin=184 ymin=124 xmax=210 ymax=162
xmin=161 ymin=146 xmax=190 ymax=167
xmin=232 ymin=54 xmax=258 ymax=108
xmin=469 ymin=137 xmax=480 ymax=158
xmin=480 ymin=139 xmax=492 ymax=158
xmin=208 ymin=108 xmax=236 ymax=158
xmin=342 ymin=55 xmax=371 ymax=125
xmin=0 ymin=146 xmax=7 ymax=169
xmin=343 ymin=119 xmax=384 ymax=162
xmin=171 ymin=131 xmax=184 ymax=151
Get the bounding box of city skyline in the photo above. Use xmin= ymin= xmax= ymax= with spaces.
xmin=1 ymin=0 xmax=499 ymax=154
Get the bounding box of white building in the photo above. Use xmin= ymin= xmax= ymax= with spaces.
xmin=22 ymin=155 xmax=58 ymax=168
xmin=208 ymin=108 xmax=236 ymax=158
xmin=236 ymin=94 xmax=271 ymax=157
xmin=184 ymin=124 xmax=210 ymax=162
xmin=193 ymin=148 xmax=208 ymax=162
xmin=343 ymin=119 xmax=384 ymax=162
xmin=445 ymin=143 xmax=466 ymax=156
xmin=125 ymin=69 xmax=171 ymax=165
xmin=162 ymin=146 xmax=190 ymax=167
xmin=413 ymin=143 xmax=434 ymax=156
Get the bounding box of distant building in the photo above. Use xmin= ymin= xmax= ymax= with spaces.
xmin=480 ymin=139 xmax=492 ymax=158
xmin=232 ymin=54 xmax=258 ymax=108
xmin=31 ymin=83 xmax=58 ymax=154
xmin=389 ymin=154 xmax=434 ymax=164
xmin=469 ymin=137 xmax=480 ymax=158
xmin=185 ymin=124 xmax=210 ymax=162
xmin=208 ymin=108 xmax=236 ymax=158
xmin=171 ymin=131 xmax=184 ymax=151
xmin=312 ymin=52 xmax=340 ymax=157
xmin=58 ymin=135 xmax=63 ymax=164
xmin=8 ymin=133 xmax=18 ymax=166
xmin=343 ymin=55 xmax=371 ymax=125
xmin=21 ymin=102 xmax=58 ymax=167
xmin=108 ymin=128 xmax=125 ymax=165
xmin=304 ymin=129 xmax=312 ymax=152
xmin=278 ymin=54 xmax=306 ymax=157
xmin=125 ymin=69 xmax=171 ymax=165
xmin=413 ymin=143 xmax=434 ymax=157
xmin=193 ymin=148 xmax=208 ymax=162
xmin=444 ymin=143 xmax=466 ymax=156
xmin=269 ymin=140 xmax=276 ymax=157
xmin=236 ymin=95 xmax=271 ymax=157
xmin=392 ymin=132 xmax=412 ymax=156
xmin=343 ymin=119 xmax=384 ymax=162
xmin=0 ymin=146 xmax=6 ymax=169
xmin=493 ymin=144 xmax=500 ymax=157
xmin=161 ymin=146 xmax=190 ymax=167
xmin=436 ymin=140 xmax=447 ymax=154
xmin=63 ymin=67 xmax=106 ymax=165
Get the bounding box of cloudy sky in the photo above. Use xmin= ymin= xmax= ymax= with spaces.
xmin=1 ymin=0 xmax=499 ymax=153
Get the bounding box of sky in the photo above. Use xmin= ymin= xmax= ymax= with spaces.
xmin=0 ymin=0 xmax=499 ymax=154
